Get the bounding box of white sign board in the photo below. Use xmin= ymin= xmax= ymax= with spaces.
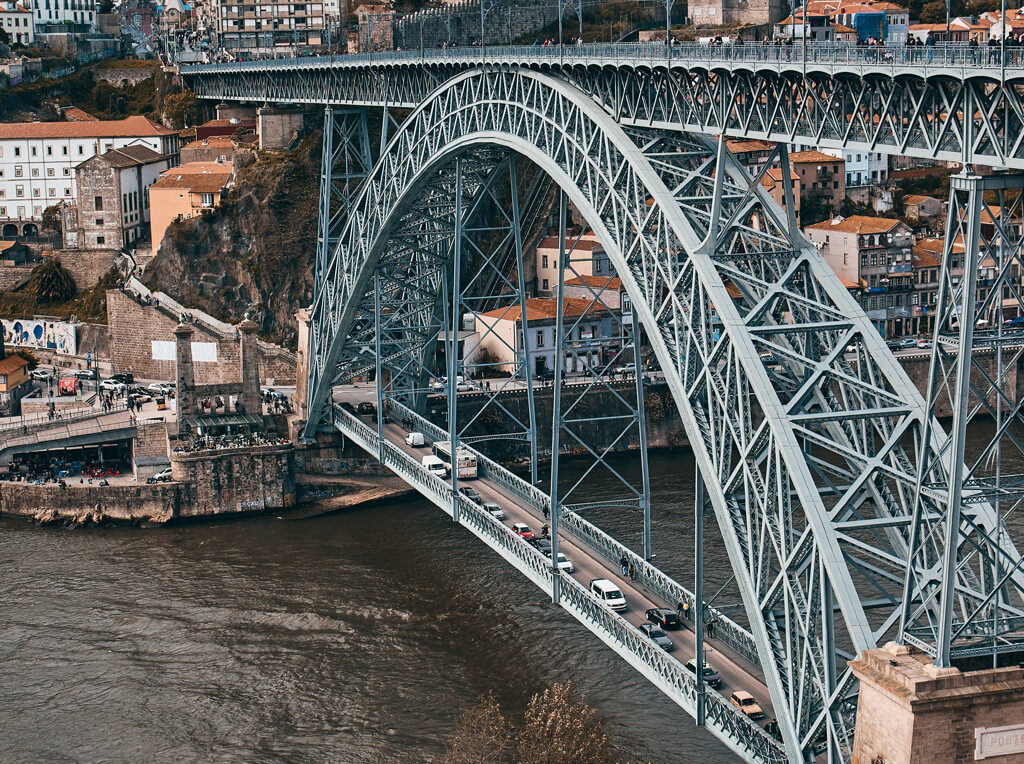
xmin=2 ymin=318 xmax=77 ymax=355
xmin=976 ymin=724 xmax=1024 ymax=760
xmin=151 ymin=340 xmax=219 ymax=363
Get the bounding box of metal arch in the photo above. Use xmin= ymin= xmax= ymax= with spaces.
xmin=294 ymin=65 xmax=1024 ymax=762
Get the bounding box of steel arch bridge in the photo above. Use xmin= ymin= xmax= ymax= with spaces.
xmin=183 ymin=49 xmax=1024 ymax=764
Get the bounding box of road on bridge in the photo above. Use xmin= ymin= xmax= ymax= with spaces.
xmin=336 ymin=386 xmax=779 ymax=733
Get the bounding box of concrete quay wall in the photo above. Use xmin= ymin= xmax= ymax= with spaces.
xmin=170 ymin=443 xmax=297 ymax=517
xmin=0 ymin=481 xmax=184 ymax=524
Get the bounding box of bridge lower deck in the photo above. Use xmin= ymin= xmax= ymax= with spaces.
xmin=331 ymin=386 xmax=785 ymax=762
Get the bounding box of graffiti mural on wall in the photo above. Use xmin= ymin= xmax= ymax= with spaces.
xmin=1 ymin=319 xmax=77 ymax=355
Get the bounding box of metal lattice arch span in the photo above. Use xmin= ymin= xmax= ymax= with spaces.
xmin=303 ymin=66 xmax=1024 ymax=763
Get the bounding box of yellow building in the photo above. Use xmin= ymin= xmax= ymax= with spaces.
xmin=0 ymin=353 xmax=29 ymax=415
xmin=148 ymin=162 xmax=232 ymax=254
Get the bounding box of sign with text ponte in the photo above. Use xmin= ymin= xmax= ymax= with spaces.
xmin=976 ymin=724 xmax=1024 ymax=760
xmin=1 ymin=318 xmax=77 ymax=355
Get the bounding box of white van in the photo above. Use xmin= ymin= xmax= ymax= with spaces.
xmin=421 ymin=455 xmax=447 ymax=478
xmin=590 ymin=579 xmax=627 ymax=612
xmin=405 ymin=431 xmax=425 ymax=447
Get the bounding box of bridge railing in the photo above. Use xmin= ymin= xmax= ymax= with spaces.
xmin=334 ymin=401 xmax=786 ymax=764
xmin=184 ymin=41 xmax=1024 ymax=75
xmin=385 ymin=398 xmax=761 ymax=669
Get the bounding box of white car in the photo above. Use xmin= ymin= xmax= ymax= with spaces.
xmin=482 ymin=501 xmax=505 ymax=521
xmin=100 ymin=379 xmax=126 ymax=392
xmin=30 ymin=368 xmax=53 ymax=381
xmin=148 ymin=382 xmax=175 ymax=394
xmin=153 ymin=468 xmax=173 ymax=482
xmin=405 ymin=431 xmax=425 ymax=447
xmin=550 ymin=551 xmax=575 ymax=573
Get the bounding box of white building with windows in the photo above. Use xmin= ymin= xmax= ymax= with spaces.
xmin=30 ymin=0 xmax=95 ymax=28
xmin=792 ymin=143 xmax=887 ymax=189
xmin=0 ymin=2 xmax=34 ymax=44
xmin=534 ymin=232 xmax=615 ymax=296
xmin=0 ymin=116 xmax=178 ymax=236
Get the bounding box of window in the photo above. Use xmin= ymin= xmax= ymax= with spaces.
xmin=536 ymin=330 xmax=544 ymax=348
xmin=97 ymin=236 xmax=105 ymax=245
xmin=30 ymin=146 xmax=36 ymax=156
xmin=94 ymin=195 xmax=103 ymax=211
xmin=542 ymin=255 xmax=548 ymax=269
xmin=46 ymin=146 xmax=52 ymax=156
xmin=64 ymin=188 xmax=71 ymax=196
xmin=47 ymin=167 xmax=54 ymax=176
xmin=77 ymin=146 xmax=83 ymax=155
xmin=594 ymin=259 xmax=602 ymax=274
xmin=31 ymin=168 xmax=38 ymax=177
xmin=48 ymin=188 xmax=55 ymax=197
xmin=201 ymin=192 xmax=214 ymax=207
xmin=32 ymin=189 xmax=39 ymax=197
xmin=122 ymin=193 xmax=127 ymax=212
xmin=63 ymin=168 xmax=69 ymax=176
xmin=15 ymin=185 xmax=23 ymax=197
xmin=62 ymin=146 xmax=67 ymax=156
xmin=13 ymin=147 xmax=19 ymax=157
xmin=14 ymin=166 xmax=22 ymax=177
xmin=95 ymin=219 xmax=103 ymax=226
xmin=542 ymin=278 xmax=549 ymax=290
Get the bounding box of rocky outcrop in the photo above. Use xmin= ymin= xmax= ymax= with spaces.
xmin=144 ymin=130 xmax=320 ymax=348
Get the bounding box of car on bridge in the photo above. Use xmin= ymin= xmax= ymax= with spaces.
xmin=645 ymin=608 xmax=682 ymax=630
xmin=357 ymin=401 xmax=376 ymax=417
xmin=590 ymin=579 xmax=627 ymax=611
xmin=639 ymin=623 xmax=674 ymax=651
xmin=684 ymin=658 xmax=722 ymax=689
xmin=459 ymin=485 xmax=482 ymax=504
xmin=405 ymin=431 xmax=425 ymax=447
xmin=528 ymin=537 xmax=552 ymax=554
xmin=511 ymin=522 xmax=534 ymax=540
xmin=544 ymin=550 xmax=575 ymax=573
xmin=729 ymin=691 xmax=764 ymax=720
xmin=482 ymin=501 xmax=505 ymax=520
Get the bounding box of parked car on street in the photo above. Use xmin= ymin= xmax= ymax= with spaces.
xmin=729 ymin=691 xmax=764 ymax=719
xmin=30 ymin=368 xmax=53 ymax=381
xmin=74 ymin=369 xmax=98 ymax=380
xmin=645 ymin=608 xmax=682 ymax=630
xmin=684 ymin=658 xmax=722 ymax=688
xmin=111 ymin=372 xmax=134 ymax=384
xmin=153 ymin=468 xmax=173 ymax=482
xmin=100 ymin=379 xmax=126 ymax=392
xmin=639 ymin=623 xmax=674 ymax=651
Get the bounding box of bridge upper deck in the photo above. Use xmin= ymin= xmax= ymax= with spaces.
xmin=182 ymin=42 xmax=1024 ymax=170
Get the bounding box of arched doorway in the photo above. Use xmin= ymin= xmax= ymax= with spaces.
xmin=21 ymin=223 xmax=38 ymax=237
xmin=2 ymin=223 xmax=18 ymax=238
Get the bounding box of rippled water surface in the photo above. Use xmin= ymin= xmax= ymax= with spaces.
xmin=0 ymin=451 xmax=739 ymax=764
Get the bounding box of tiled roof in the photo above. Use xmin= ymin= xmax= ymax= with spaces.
xmin=0 ymin=115 xmax=175 ymax=139
xmin=101 ymin=145 xmax=166 ymax=167
xmin=805 ymin=215 xmax=902 ymax=234
xmin=832 ymin=23 xmax=856 ymax=32
xmin=727 ymin=139 xmax=776 ymax=153
xmin=536 ymin=236 xmax=602 ymax=252
xmin=903 ymin=194 xmax=937 ymax=205
xmin=763 ymin=167 xmax=800 ymax=182
xmin=150 ymin=168 xmax=231 ymax=193
xmin=479 ymin=297 xmax=609 ymax=322
xmin=0 ymin=355 xmax=28 ymax=375
xmin=564 ymin=275 xmax=623 ymax=290
xmin=61 ymin=106 xmax=99 ymax=122
xmin=0 ymin=240 xmax=24 ymax=251
xmin=163 ymin=161 xmax=231 ymax=175
xmin=200 ymin=118 xmax=256 ymax=128
xmin=182 ymin=137 xmax=236 ymax=150
xmin=790 ymin=150 xmax=844 ymax=164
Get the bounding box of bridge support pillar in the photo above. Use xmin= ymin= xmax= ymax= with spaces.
xmin=174 ymin=319 xmax=196 ymax=439
xmin=294 ymin=307 xmax=311 ymax=420
xmin=850 ymin=642 xmax=1024 ymax=764
xmin=904 ymin=171 xmax=1024 ymax=665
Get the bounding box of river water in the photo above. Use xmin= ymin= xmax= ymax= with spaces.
xmin=3 ymin=434 xmax=1023 ymax=763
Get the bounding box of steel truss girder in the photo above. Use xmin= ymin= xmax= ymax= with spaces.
xmin=904 ymin=172 xmax=1024 ymax=666
xmin=184 ymin=56 xmax=1024 ymax=170
xmin=301 ymin=67 xmax=1022 ymax=763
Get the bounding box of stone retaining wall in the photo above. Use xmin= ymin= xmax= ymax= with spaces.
xmin=0 ymin=481 xmax=183 ymax=524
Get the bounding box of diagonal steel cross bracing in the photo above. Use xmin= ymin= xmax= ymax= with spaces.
xmin=183 ymin=46 xmax=1024 ymax=170
xmin=299 ymin=67 xmax=1024 ymax=762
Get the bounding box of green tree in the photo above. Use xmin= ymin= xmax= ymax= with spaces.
xmin=29 ymin=257 xmax=76 ymax=303
xmin=920 ymin=1 xmax=947 ymax=23
xmin=164 ymin=91 xmax=199 ymax=129
xmin=40 ymin=203 xmax=62 ymax=235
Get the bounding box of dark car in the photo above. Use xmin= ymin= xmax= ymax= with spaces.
xmin=111 ymin=372 xmax=135 ymax=384
xmin=357 ymin=401 xmax=376 ymax=416
xmin=528 ymin=537 xmax=552 ymax=554
xmin=340 ymin=401 xmax=358 ymax=415
xmin=458 ymin=485 xmax=481 ymax=503
xmin=685 ymin=658 xmax=722 ymax=689
xmin=536 ymin=368 xmax=555 ymax=381
xmin=639 ymin=623 xmax=674 ymax=651
xmin=645 ymin=607 xmax=682 ymax=630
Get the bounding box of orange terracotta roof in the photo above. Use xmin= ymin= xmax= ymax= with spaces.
xmin=840 ymin=277 xmax=862 ymax=289
xmin=832 ymin=23 xmax=856 ymax=32
xmin=200 ymin=118 xmax=256 ymax=128
xmin=727 ymin=139 xmax=776 ymax=153
xmin=182 ymin=137 xmax=236 ymax=150
xmin=763 ymin=167 xmax=800 ymax=182
xmin=564 ymin=275 xmax=623 ymax=290
xmin=478 ymin=297 xmax=608 ymax=322
xmin=61 ymin=106 xmax=99 ymax=122
xmin=805 ymin=215 xmax=902 ymax=234
xmin=536 ymin=236 xmax=602 ymax=252
xmin=162 ymin=161 xmax=231 ymax=175
xmin=0 ymin=115 xmax=174 ymax=139
xmin=903 ymin=194 xmax=937 ymax=205
xmin=150 ymin=170 xmax=231 ymax=193
xmin=0 ymin=355 xmax=28 ymax=375
xmin=790 ymin=150 xmax=844 ymax=164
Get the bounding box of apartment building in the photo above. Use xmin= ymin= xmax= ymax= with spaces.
xmin=217 ymin=0 xmax=325 ymax=54
xmin=148 ymin=161 xmax=232 ymax=253
xmin=804 ymin=215 xmax=915 ymax=337
xmin=0 ymin=116 xmax=179 ymax=234
xmin=727 ymin=139 xmax=777 ymax=175
xmin=65 ymin=145 xmax=170 ymax=250
xmin=535 ymin=232 xmax=614 ymax=296
xmin=0 ymin=2 xmax=33 ymax=44
xmin=758 ymin=167 xmax=801 ymax=226
xmin=789 ymin=150 xmax=845 ymax=218
xmin=29 ymin=0 xmax=96 ymax=28
xmin=474 ymin=297 xmax=610 ymax=376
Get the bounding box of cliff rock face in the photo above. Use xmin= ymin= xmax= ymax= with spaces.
xmin=145 ymin=130 xmax=321 ymax=348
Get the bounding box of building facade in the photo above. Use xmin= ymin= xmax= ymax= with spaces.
xmin=689 ymin=0 xmax=785 ymax=26
xmin=474 ymin=297 xmax=611 ymax=376
xmin=0 ymin=116 xmax=179 ymax=234
xmin=148 ymin=161 xmax=232 ymax=254
xmin=66 ymin=145 xmax=170 ymax=250
xmin=804 ymin=215 xmax=915 ymax=337
xmin=789 ymin=150 xmax=846 ymax=220
xmin=535 ymin=232 xmax=614 ymax=296
xmin=217 ymin=0 xmax=325 ymax=54
xmin=759 ymin=167 xmax=801 ymax=226
xmin=0 ymin=2 xmax=33 ymax=44
xmin=30 ymin=0 xmax=95 ymax=28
